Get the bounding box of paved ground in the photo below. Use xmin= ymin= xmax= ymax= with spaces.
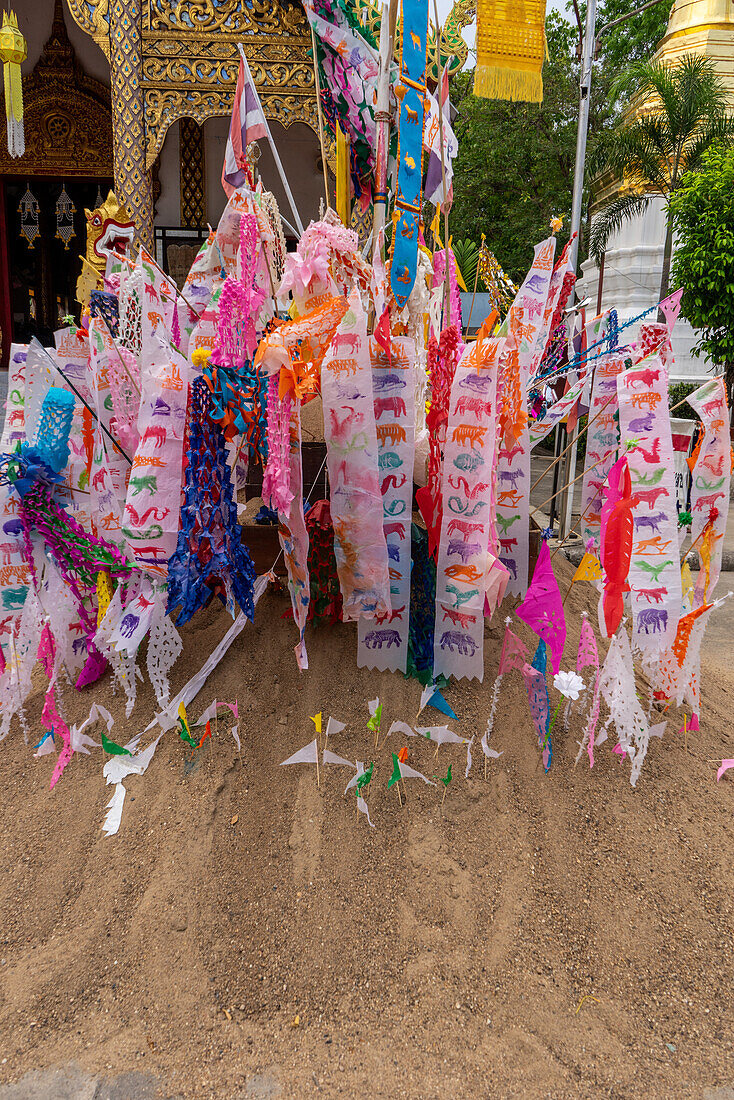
xmin=0 ymin=1065 xmax=283 ymax=1100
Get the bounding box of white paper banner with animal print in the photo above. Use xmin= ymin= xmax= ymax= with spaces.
xmin=495 ymin=424 xmax=530 ymax=596
xmin=0 ymin=344 xmax=30 ymax=639
xmin=53 ymin=328 xmax=94 ymax=530
xmin=580 ymin=351 xmax=626 ymax=547
xmin=688 ymin=378 xmax=731 ymax=604
xmin=123 ymin=344 xmax=189 ymax=576
xmin=357 ymin=337 xmax=415 ymax=672
xmin=618 ymin=355 xmax=681 ymax=650
xmin=433 ymin=340 xmax=499 ymax=681
xmin=321 ymin=290 xmax=391 ymax=621
xmin=278 ymin=402 xmax=311 ymax=670
xmin=87 ymin=318 xmax=130 ymax=547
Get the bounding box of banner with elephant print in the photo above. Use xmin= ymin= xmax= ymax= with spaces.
xmin=433 ymin=338 xmax=500 ymax=681
xmin=357 ymin=337 xmax=415 ymax=673
xmin=687 ymin=378 xmax=731 ymax=605
xmin=617 ymin=354 xmax=681 ymax=651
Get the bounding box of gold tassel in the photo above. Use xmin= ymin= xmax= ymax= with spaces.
xmin=474 ymin=0 xmax=546 ymax=105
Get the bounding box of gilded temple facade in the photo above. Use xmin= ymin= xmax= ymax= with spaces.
xmin=0 ymin=0 xmax=325 ymax=364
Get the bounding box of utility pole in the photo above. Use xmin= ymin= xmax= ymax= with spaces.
xmin=559 ymin=0 xmax=597 ymax=538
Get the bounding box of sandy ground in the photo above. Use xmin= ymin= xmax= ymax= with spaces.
xmin=0 ymin=554 xmax=732 ymax=1100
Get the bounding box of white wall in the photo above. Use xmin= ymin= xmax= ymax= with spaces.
xmin=577 ymin=197 xmax=709 ymax=382
xmin=204 ymin=117 xmax=324 ymax=236
xmin=16 ymin=0 xmax=110 ymax=86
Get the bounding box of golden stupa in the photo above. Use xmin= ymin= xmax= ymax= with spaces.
xmin=654 ymin=0 xmax=734 ymax=80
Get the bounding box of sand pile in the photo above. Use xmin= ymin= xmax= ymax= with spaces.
xmin=0 ymin=558 xmax=732 ymax=1099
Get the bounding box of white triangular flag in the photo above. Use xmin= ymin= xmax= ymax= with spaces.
xmin=231 ymin=724 xmax=241 ymax=751
xmin=480 ymin=723 xmax=503 ymax=760
xmin=649 ymin=721 xmax=666 ymax=739
xmin=465 ymin=735 xmax=474 ymax=779
xmin=102 ymin=784 xmax=126 ymax=837
xmin=103 ymin=734 xmax=164 ymax=785
xmin=325 ymin=716 xmax=346 ymax=740
xmin=399 ymin=760 xmax=436 ymax=786
xmin=386 ymin=720 xmax=417 ymax=739
xmin=345 ymin=760 xmax=366 ymax=794
xmin=196 ymin=699 xmax=218 ymax=727
xmin=33 ymin=731 xmax=56 ymax=758
xmin=280 ymin=738 xmax=318 ymax=766
xmin=71 ymin=702 xmax=114 ymax=753
xmin=415 ymin=725 xmax=469 ymax=746
xmin=368 ymin=697 xmax=380 ymax=717
xmin=357 ymin=795 xmax=375 ymax=827
xmin=418 ymin=682 xmax=436 ymax=715
xmin=323 ymin=748 xmax=355 ymax=768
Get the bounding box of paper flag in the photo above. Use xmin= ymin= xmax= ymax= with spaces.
xmin=717 ymin=759 xmax=734 ymax=782
xmin=310 ymin=712 xmax=323 ymax=734
xmin=102 ymin=785 xmax=126 ymax=838
xmin=437 ymin=764 xmax=452 ymax=788
xmin=345 ymin=760 xmax=367 ymax=793
xmin=197 ymin=721 xmax=212 ymax=749
xmin=33 ymin=729 xmax=55 ymax=758
xmin=465 ymin=735 xmax=474 ymax=779
xmin=415 ymin=725 xmax=469 ymax=747
xmin=388 ymin=752 xmax=436 ymax=787
xmin=480 ymin=722 xmax=503 ymax=761
xmin=325 ymin=717 xmax=346 ymax=739
xmin=355 ymin=762 xmax=374 ymax=792
xmin=386 ymin=720 xmax=417 ymax=739
xmin=231 ymin=724 xmax=241 ymax=752
xmin=323 ymin=748 xmax=354 ymax=768
xmin=367 ymin=699 xmax=382 ymax=733
xmin=71 ymin=702 xmax=114 ymax=753
xmin=356 ymin=796 xmax=375 ymax=827
xmin=516 ymin=542 xmax=566 ymax=674
xmin=101 ymin=730 xmax=132 ymax=757
xmin=103 ymin=734 xmax=164 ymax=785
xmin=659 ymin=288 xmax=683 ymax=333
xmin=280 ymin=739 xmax=319 ymax=766
xmin=424 ymin=688 xmax=457 ymax=719
xmin=572 ymin=552 xmax=602 ymax=586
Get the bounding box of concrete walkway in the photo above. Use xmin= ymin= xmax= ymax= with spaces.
xmin=0 ymin=1064 xmax=282 ymax=1099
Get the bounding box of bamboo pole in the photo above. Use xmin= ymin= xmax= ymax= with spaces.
xmin=431 ymin=1 xmax=451 ymax=330
xmin=309 ymin=23 xmax=331 ymax=209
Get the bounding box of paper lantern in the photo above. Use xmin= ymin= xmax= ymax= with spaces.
xmin=0 ymin=11 xmax=26 ymax=158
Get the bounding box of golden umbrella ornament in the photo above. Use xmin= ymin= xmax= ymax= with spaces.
xmin=0 ymin=11 xmax=26 ymax=158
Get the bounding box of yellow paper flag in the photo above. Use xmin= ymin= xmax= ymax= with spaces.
xmin=572 ymin=552 xmax=602 ymax=586
xmin=335 ymin=123 xmax=351 ymax=228
xmin=96 ymin=570 xmax=113 ymax=626
xmin=310 ymin=712 xmax=322 ymax=734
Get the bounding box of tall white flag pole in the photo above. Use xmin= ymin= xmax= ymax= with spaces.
xmin=237 ymin=43 xmax=306 ymax=236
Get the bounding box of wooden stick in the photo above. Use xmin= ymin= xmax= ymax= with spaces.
xmin=310 ymin=23 xmax=331 ymax=209
xmin=98 ymin=314 xmax=141 ymax=397
xmin=529 ymin=389 xmax=613 ymax=494
xmin=316 ymin=751 xmax=320 ymax=789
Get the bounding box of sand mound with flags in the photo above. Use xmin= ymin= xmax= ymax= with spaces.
xmin=0 ymin=562 xmax=731 ymax=1099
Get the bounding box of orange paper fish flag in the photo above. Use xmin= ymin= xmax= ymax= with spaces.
xmin=197 ymin=720 xmax=212 ymax=750
xmin=397 ymin=746 xmax=408 ymax=764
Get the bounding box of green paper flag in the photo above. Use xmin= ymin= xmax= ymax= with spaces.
xmin=101 ymin=730 xmax=131 ymax=756
xmin=387 ymin=752 xmax=402 ymax=790
xmin=355 ymin=761 xmax=374 ymax=793
xmin=367 ymin=703 xmax=382 ymax=734
xmin=438 ymin=764 xmax=452 ymax=788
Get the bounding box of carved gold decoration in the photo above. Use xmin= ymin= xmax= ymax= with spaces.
xmin=109 ymin=0 xmax=154 ymax=253
xmin=180 ymin=117 xmax=205 ymax=227
xmin=0 ymin=0 xmax=112 ymax=177
xmin=65 ymin=0 xmax=473 ymax=174
xmin=75 ymin=189 xmax=135 ymax=308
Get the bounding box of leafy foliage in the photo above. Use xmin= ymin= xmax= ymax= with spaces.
xmin=594 ymin=0 xmax=674 ymax=71
xmin=449 ymin=14 xmax=581 ymax=282
xmin=451 ymin=238 xmax=481 ymax=290
xmin=670 ymin=144 xmax=734 ymax=389
xmin=588 ymin=56 xmax=734 ymax=299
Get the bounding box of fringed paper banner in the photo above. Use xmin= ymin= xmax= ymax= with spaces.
xmin=688 ymin=378 xmax=731 ymax=605
xmin=474 ymin=0 xmax=546 ymax=104
xmin=433 ymin=338 xmax=499 ymax=681
xmin=321 ymin=290 xmax=390 ymax=621
xmin=0 ymin=344 xmax=30 ymax=642
xmin=122 ymin=344 xmax=189 ymax=575
xmin=652 ymin=600 xmax=713 ymax=708
xmin=618 ymin=355 xmax=681 ymax=650
xmin=88 ymin=318 xmax=129 ymax=548
xmin=495 ymin=425 xmax=530 ymax=596
xmin=357 ymin=336 xmax=415 ymax=673
xmin=598 ymin=627 xmax=653 ymax=787
xmin=278 ymin=402 xmax=311 ymax=669
xmin=580 ymin=351 xmax=626 ymax=547
xmin=531 ymin=234 xmax=576 ymax=374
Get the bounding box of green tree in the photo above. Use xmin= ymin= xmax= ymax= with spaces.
xmin=670 ymin=144 xmax=734 ymax=394
xmin=588 ymin=55 xmax=734 ymax=303
xmin=449 ymin=13 xmax=585 ymax=282
xmin=594 ymin=0 xmax=674 ymax=72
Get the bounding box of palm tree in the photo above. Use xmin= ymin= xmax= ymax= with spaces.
xmin=588 ymin=55 xmax=734 ymax=307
